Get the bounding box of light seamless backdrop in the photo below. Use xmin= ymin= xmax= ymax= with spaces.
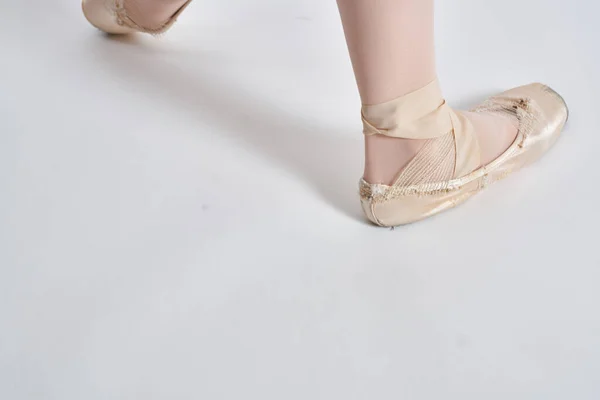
xmin=1 ymin=0 xmax=599 ymax=399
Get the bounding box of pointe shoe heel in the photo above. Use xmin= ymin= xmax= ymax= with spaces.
xmin=82 ymin=0 xmax=192 ymax=35
xmin=359 ymin=80 xmax=568 ymax=226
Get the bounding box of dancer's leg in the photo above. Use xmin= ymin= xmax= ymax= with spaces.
xmin=336 ymin=0 xmax=518 ymax=184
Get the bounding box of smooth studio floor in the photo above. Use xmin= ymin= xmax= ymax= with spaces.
xmin=2 ymin=1 xmax=600 ymax=399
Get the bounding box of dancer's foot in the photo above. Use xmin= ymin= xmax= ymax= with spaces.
xmin=359 ymin=81 xmax=568 ymax=226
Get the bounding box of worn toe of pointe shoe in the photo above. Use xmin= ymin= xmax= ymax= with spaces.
xmin=480 ymin=82 xmax=569 ymax=164
xmin=83 ymin=0 xmax=192 ymax=35
xmin=82 ymin=0 xmax=137 ymax=34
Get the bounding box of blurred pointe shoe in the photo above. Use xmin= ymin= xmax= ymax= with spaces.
xmin=82 ymin=0 xmax=192 ymax=35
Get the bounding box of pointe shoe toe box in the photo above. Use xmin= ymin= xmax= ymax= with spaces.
xmin=489 ymin=83 xmax=568 ymax=154
xmin=82 ymin=0 xmax=137 ymax=34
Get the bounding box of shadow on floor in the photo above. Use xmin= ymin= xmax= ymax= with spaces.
xmin=88 ymin=34 xmax=367 ymax=223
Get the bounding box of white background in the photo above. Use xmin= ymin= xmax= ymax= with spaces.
xmin=1 ymin=0 xmax=599 ymax=399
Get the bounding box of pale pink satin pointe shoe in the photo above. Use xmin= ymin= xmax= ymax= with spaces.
xmin=82 ymin=0 xmax=192 ymax=35
xmin=359 ymin=80 xmax=569 ymax=226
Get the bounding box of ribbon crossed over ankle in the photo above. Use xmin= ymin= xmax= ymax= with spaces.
xmin=361 ymin=79 xmax=481 ymax=178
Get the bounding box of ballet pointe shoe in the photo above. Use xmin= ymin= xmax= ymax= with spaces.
xmin=82 ymin=0 xmax=192 ymax=35
xmin=359 ymin=79 xmax=568 ymax=226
